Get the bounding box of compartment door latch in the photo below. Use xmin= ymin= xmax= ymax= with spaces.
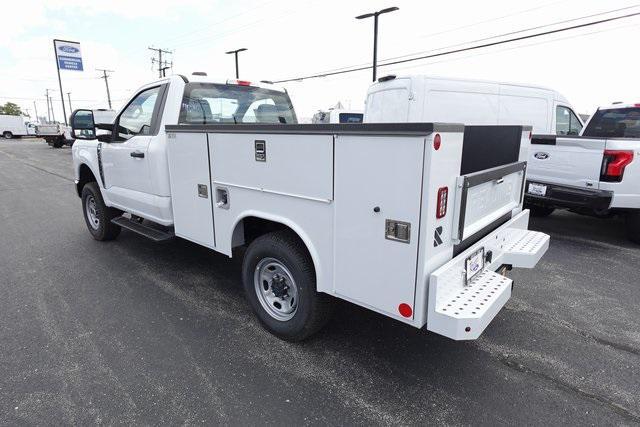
xmin=385 ymin=219 xmax=411 ymax=243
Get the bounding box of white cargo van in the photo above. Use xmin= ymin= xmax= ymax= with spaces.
xmin=364 ymin=75 xmax=583 ymax=136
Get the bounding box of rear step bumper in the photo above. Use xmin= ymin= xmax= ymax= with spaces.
xmin=111 ymin=216 xmax=175 ymax=242
xmin=427 ymin=210 xmax=549 ymax=340
xmin=524 ymin=180 xmax=613 ymax=211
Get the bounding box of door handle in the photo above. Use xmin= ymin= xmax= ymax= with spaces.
xmin=130 ymin=151 xmax=145 ymax=158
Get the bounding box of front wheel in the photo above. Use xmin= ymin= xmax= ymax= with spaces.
xmin=81 ymin=182 xmax=122 ymax=241
xmin=242 ymin=230 xmax=333 ymax=341
xmin=3 ymin=131 xmax=13 ymax=139
xmin=625 ymin=211 xmax=640 ymax=244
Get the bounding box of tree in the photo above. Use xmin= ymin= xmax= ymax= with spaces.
xmin=0 ymin=102 xmax=23 ymax=116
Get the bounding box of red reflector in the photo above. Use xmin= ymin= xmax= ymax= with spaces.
xmin=436 ymin=186 xmax=448 ymax=219
xmin=602 ymin=150 xmax=634 ymax=182
xmin=529 ymin=131 xmax=532 ymax=140
xmin=236 ymin=80 xmax=251 ymax=86
xmin=433 ymin=133 xmax=441 ymax=150
xmin=398 ymin=303 xmax=412 ymax=318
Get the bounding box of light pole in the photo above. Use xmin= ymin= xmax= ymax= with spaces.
xmin=225 ymin=48 xmax=247 ymax=79
xmin=356 ymin=6 xmax=399 ymax=82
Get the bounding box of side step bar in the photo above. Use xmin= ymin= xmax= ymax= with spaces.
xmin=111 ymin=217 xmax=175 ymax=242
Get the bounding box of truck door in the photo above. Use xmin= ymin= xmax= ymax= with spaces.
xmin=528 ymin=105 xmax=603 ymax=189
xmin=333 ymin=134 xmax=424 ymax=319
xmin=101 ymin=85 xmax=164 ymax=212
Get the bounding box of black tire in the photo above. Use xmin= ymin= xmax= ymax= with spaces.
xmin=529 ymin=205 xmax=555 ymax=217
xmin=242 ymin=230 xmax=333 ymax=341
xmin=625 ymin=211 xmax=640 ymax=244
xmin=3 ymin=131 xmax=13 ymax=139
xmin=52 ymin=137 xmax=64 ymax=148
xmin=81 ymin=182 xmax=122 ymax=241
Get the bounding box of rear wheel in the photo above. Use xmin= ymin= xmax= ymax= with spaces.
xmin=625 ymin=211 xmax=640 ymax=244
xmin=529 ymin=205 xmax=555 ymax=217
xmin=52 ymin=137 xmax=64 ymax=148
xmin=242 ymin=230 xmax=333 ymax=341
xmin=3 ymin=131 xmax=13 ymax=139
xmin=81 ymin=182 xmax=122 ymax=241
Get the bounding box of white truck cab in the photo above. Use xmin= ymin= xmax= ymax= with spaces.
xmin=70 ymin=74 xmax=548 ymax=341
xmin=364 ymin=74 xmax=583 ymax=135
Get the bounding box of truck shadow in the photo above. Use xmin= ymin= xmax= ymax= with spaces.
xmin=528 ymin=209 xmax=636 ymax=249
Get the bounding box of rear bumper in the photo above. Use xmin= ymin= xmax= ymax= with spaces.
xmin=524 ymin=181 xmax=613 ymax=211
xmin=426 ymin=210 xmax=549 ymax=340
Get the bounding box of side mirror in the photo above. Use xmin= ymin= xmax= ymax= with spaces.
xmin=70 ymin=109 xmax=96 ymax=140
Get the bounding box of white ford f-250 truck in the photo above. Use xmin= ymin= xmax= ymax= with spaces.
xmin=70 ymin=73 xmax=549 ymax=341
xmin=525 ymin=103 xmax=640 ymax=243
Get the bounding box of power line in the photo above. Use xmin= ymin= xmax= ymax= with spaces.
xmin=384 ymin=21 xmax=638 ymax=75
xmin=379 ymin=3 xmax=640 ymax=65
xmin=283 ymin=4 xmax=640 ymax=80
xmin=272 ymin=10 xmax=640 ymax=83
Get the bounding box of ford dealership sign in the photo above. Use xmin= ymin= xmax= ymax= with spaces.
xmin=54 ymin=40 xmax=83 ymax=71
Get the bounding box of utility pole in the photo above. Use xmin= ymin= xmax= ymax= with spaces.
xmin=148 ymin=47 xmax=173 ymax=78
xmin=45 ymin=89 xmax=51 ymax=122
xmin=33 ymin=101 xmax=39 ymax=123
xmin=356 ymin=6 xmax=399 ymax=82
xmin=225 ymin=48 xmax=247 ymax=79
xmin=49 ymin=95 xmax=56 ymax=123
xmin=45 ymin=89 xmax=57 ymax=122
xmin=96 ymin=69 xmax=114 ymax=109
xmin=67 ymin=92 xmax=72 ymax=113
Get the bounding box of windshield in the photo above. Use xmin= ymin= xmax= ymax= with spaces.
xmin=179 ymin=83 xmax=297 ymax=125
xmin=583 ymin=107 xmax=640 ymax=138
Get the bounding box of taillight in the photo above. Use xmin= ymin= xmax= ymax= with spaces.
xmin=433 ymin=133 xmax=441 ymax=150
xmin=601 ymin=150 xmax=634 ymax=182
xmin=227 ymin=79 xmax=252 ymax=86
xmin=436 ymin=187 xmax=448 ymax=218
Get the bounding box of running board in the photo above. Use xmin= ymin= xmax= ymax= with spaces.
xmin=111 ymin=217 xmax=175 ymax=242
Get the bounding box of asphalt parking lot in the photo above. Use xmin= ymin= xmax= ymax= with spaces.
xmin=1 ymin=138 xmax=639 ymax=425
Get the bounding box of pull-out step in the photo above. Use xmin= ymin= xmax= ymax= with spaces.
xmin=427 ymin=215 xmax=549 ymax=340
xmin=111 ymin=217 xmax=175 ymax=242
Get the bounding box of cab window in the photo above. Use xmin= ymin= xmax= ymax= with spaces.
xmin=556 ymin=106 xmax=583 ymax=136
xmin=115 ymin=86 xmax=161 ymax=141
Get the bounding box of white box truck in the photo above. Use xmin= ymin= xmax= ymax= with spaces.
xmin=0 ymin=114 xmax=32 ymax=139
xmin=69 ymin=74 xmax=549 ymax=341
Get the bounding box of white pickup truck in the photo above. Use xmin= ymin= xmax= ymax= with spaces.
xmin=525 ymin=103 xmax=640 ymax=243
xmin=70 ymin=74 xmax=549 ymax=341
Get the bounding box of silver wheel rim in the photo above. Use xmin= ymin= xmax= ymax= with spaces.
xmin=254 ymin=257 xmax=298 ymax=321
xmin=85 ymin=195 xmax=100 ymax=230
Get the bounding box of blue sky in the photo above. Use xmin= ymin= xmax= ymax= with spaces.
xmin=1 ymin=0 xmax=639 ymax=121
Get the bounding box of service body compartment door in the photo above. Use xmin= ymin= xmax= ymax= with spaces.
xmin=333 ymin=135 xmax=425 ymax=319
xmin=166 ymin=132 xmax=215 ymax=248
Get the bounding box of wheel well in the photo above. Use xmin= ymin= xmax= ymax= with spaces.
xmin=76 ymin=164 xmax=97 ymax=197
xmin=234 ymin=216 xmax=290 ymax=248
